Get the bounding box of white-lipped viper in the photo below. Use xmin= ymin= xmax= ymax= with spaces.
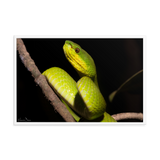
xmin=42 ymin=40 xmax=116 ymax=122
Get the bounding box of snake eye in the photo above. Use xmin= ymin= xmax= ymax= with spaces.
xmin=75 ymin=48 xmax=80 ymax=53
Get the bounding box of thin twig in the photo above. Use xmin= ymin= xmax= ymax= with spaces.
xmin=111 ymin=112 xmax=143 ymax=121
xmin=17 ymin=38 xmax=75 ymax=122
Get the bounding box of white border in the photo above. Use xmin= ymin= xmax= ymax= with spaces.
xmin=13 ymin=32 xmax=146 ymax=38
xmin=14 ymin=36 xmax=17 ymax=126
xmin=147 ymin=34 xmax=149 ymax=126
xmin=14 ymin=35 xmax=145 ymax=125
xmin=143 ymin=37 xmax=146 ymax=124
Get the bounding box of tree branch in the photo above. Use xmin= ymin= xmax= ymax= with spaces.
xmin=111 ymin=112 xmax=143 ymax=121
xmin=17 ymin=38 xmax=75 ymax=122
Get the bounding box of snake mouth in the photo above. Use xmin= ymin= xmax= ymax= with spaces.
xmin=63 ymin=43 xmax=73 ymax=62
xmin=63 ymin=43 xmax=71 ymax=54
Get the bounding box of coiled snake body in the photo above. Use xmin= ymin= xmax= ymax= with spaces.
xmin=42 ymin=40 xmax=116 ymax=122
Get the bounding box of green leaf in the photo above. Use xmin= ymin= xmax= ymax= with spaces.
xmin=109 ymin=70 xmax=143 ymax=103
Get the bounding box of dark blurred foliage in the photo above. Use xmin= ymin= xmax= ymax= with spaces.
xmin=17 ymin=38 xmax=143 ymax=122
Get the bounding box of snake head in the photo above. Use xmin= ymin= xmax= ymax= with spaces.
xmin=63 ymin=40 xmax=97 ymax=82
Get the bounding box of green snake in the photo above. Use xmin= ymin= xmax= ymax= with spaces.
xmin=42 ymin=40 xmax=116 ymax=122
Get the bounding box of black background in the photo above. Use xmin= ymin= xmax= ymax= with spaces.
xmin=17 ymin=38 xmax=143 ymax=122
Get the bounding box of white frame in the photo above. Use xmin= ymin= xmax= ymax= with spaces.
xmin=11 ymin=32 xmax=149 ymax=127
